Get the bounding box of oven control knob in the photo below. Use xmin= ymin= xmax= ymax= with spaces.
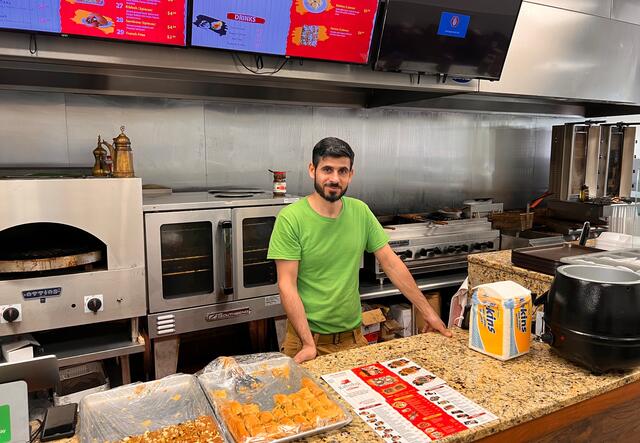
xmin=2 ymin=307 xmax=19 ymax=323
xmin=472 ymin=243 xmax=481 ymax=251
xmin=398 ymin=250 xmax=413 ymax=260
xmin=461 ymin=244 xmax=469 ymax=252
xmin=419 ymin=248 xmax=428 ymax=257
xmin=446 ymin=246 xmax=456 ymax=253
xmin=433 ymin=247 xmax=442 ymax=255
xmin=87 ymin=298 xmax=102 ymax=313
xmin=487 ymin=241 xmax=495 ymax=249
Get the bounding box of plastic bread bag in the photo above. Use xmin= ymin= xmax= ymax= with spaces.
xmin=79 ymin=374 xmax=224 ymax=443
xmin=198 ymin=352 xmax=351 ymax=443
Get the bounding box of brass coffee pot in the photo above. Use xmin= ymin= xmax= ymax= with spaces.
xmin=100 ymin=126 xmax=135 ymax=178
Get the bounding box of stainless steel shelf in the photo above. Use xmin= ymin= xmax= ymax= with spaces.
xmin=359 ymin=272 xmax=467 ymax=300
xmin=41 ymin=334 xmax=145 ymax=368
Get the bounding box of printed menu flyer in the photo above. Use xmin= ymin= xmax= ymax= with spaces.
xmin=322 ymin=357 xmax=497 ymax=442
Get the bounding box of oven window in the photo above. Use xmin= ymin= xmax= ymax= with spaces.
xmin=160 ymin=222 xmax=213 ymax=299
xmin=242 ymin=217 xmax=277 ymax=288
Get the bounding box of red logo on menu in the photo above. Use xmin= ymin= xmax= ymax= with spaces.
xmin=227 ymin=13 xmax=265 ymax=24
xmin=450 ymin=15 xmax=460 ymax=27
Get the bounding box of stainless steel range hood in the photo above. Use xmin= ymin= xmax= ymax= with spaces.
xmin=0 ymin=1 xmax=639 ymax=116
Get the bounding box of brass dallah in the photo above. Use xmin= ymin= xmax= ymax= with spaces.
xmin=100 ymin=126 xmax=135 ymax=178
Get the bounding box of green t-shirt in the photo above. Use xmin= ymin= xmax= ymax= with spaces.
xmin=267 ymin=196 xmax=389 ymax=334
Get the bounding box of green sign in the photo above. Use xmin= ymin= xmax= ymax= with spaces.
xmin=0 ymin=404 xmax=11 ymax=443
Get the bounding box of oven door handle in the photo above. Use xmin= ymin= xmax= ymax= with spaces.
xmin=219 ymin=220 xmax=234 ymax=295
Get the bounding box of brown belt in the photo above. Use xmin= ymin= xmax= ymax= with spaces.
xmin=286 ymin=321 xmax=360 ymax=345
xmin=312 ymin=328 xmax=359 ymax=345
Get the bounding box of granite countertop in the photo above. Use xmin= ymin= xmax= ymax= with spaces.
xmin=467 ymin=250 xmax=553 ymax=284
xmin=466 ymin=250 xmax=553 ymax=295
xmin=300 ymin=329 xmax=640 ymax=443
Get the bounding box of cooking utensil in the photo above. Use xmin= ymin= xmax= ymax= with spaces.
xmin=529 ymin=191 xmax=553 ymax=209
xmin=220 ymin=357 xmax=263 ymax=392
xmin=578 ymin=221 xmax=591 ymax=246
xmin=537 ymin=265 xmax=640 ymax=373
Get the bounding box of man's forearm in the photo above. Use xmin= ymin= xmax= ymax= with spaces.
xmin=279 ymin=283 xmax=315 ymax=347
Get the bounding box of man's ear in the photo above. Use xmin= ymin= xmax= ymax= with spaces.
xmin=308 ymin=162 xmax=315 ymax=179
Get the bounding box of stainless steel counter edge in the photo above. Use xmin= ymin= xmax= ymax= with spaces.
xmin=359 ymin=273 xmax=467 ymax=300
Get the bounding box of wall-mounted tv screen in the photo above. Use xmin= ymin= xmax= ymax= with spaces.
xmin=0 ymin=1 xmax=187 ymax=46
xmin=190 ymin=0 xmax=379 ymax=64
xmin=374 ymin=0 xmax=523 ymax=80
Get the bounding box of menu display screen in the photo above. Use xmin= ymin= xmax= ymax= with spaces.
xmin=190 ymin=0 xmax=379 ymax=64
xmin=0 ymin=0 xmax=187 ymax=46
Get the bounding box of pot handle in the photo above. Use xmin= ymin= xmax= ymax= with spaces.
xmin=532 ymin=290 xmax=548 ymax=306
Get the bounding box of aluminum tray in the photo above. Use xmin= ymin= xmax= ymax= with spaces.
xmin=560 ymin=247 xmax=640 ymax=273
xmin=79 ymin=374 xmax=222 ymax=443
xmin=198 ymin=353 xmax=352 ymax=443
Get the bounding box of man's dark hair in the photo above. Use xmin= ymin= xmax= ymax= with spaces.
xmin=312 ymin=137 xmax=355 ymax=169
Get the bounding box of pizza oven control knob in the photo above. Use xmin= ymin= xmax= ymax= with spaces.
xmin=433 ymin=247 xmax=442 ymax=255
xmin=487 ymin=241 xmax=495 ymax=249
xmin=446 ymin=246 xmax=456 ymax=253
xmin=87 ymin=298 xmax=102 ymax=313
xmin=419 ymin=248 xmax=428 ymax=257
xmin=461 ymin=244 xmax=469 ymax=252
xmin=2 ymin=307 xmax=19 ymax=323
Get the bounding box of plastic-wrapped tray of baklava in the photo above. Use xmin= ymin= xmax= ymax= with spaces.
xmin=198 ymin=352 xmax=352 ymax=443
xmin=79 ymin=373 xmax=224 ymax=443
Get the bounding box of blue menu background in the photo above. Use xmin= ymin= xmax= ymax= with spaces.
xmin=191 ymin=0 xmax=293 ymax=55
xmin=0 ymin=0 xmax=61 ymax=33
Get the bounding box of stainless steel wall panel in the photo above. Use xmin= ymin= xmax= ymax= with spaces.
xmin=204 ymin=102 xmax=313 ymax=192
xmin=0 ymin=90 xmax=68 ymax=165
xmin=0 ymin=92 xmax=573 ymax=214
xmin=612 ymin=0 xmax=640 ymax=26
xmin=528 ymin=0 xmax=612 ymax=17
xmin=65 ymin=95 xmax=206 ymax=188
xmin=481 ymin=2 xmax=640 ymax=104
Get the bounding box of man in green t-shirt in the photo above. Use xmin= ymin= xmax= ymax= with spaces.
xmin=268 ymin=137 xmax=451 ymax=363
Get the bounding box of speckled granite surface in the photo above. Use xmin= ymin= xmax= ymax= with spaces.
xmin=300 ymin=329 xmax=640 ymax=443
xmin=467 ymin=250 xmax=553 ymax=296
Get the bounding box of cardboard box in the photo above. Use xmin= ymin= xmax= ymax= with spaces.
xmin=361 ymin=308 xmax=386 ymax=344
xmin=380 ymin=319 xmax=404 ymax=341
xmin=1 ymin=334 xmax=39 ymax=362
xmin=414 ymin=292 xmax=442 ymax=334
xmin=390 ymin=304 xmax=412 ymax=337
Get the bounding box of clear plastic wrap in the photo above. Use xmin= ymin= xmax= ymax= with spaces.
xmin=79 ymin=373 xmax=224 ymax=443
xmin=198 ymin=352 xmax=352 ymax=443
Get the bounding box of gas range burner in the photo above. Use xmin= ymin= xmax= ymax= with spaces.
xmin=365 ymin=217 xmax=500 ymax=283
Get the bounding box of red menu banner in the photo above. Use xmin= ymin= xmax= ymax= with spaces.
xmin=285 ymin=0 xmax=377 ymax=63
xmin=323 ymin=358 xmax=497 ymax=442
xmin=59 ymin=0 xmax=186 ymax=45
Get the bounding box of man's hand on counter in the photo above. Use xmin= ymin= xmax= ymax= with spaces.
xmin=420 ymin=310 xmax=453 ymax=337
xmin=374 ymin=244 xmax=453 ymax=338
xmin=294 ymin=343 xmax=317 ymax=364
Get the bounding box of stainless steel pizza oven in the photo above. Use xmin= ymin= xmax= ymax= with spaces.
xmin=0 ymin=178 xmax=146 ymax=336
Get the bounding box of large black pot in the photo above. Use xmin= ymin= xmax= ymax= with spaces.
xmin=538 ymin=265 xmax=640 ymax=373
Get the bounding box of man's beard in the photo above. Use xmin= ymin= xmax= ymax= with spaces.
xmin=314 ymin=175 xmax=348 ymax=203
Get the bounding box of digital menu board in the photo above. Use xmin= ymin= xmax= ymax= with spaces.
xmin=0 ymin=0 xmax=187 ymax=46
xmin=190 ymin=0 xmax=379 ymax=64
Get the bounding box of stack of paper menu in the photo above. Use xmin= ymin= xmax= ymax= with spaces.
xmin=322 ymin=358 xmax=497 ymax=442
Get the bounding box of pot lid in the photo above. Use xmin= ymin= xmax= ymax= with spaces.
xmin=557 ymin=264 xmax=640 ymax=285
